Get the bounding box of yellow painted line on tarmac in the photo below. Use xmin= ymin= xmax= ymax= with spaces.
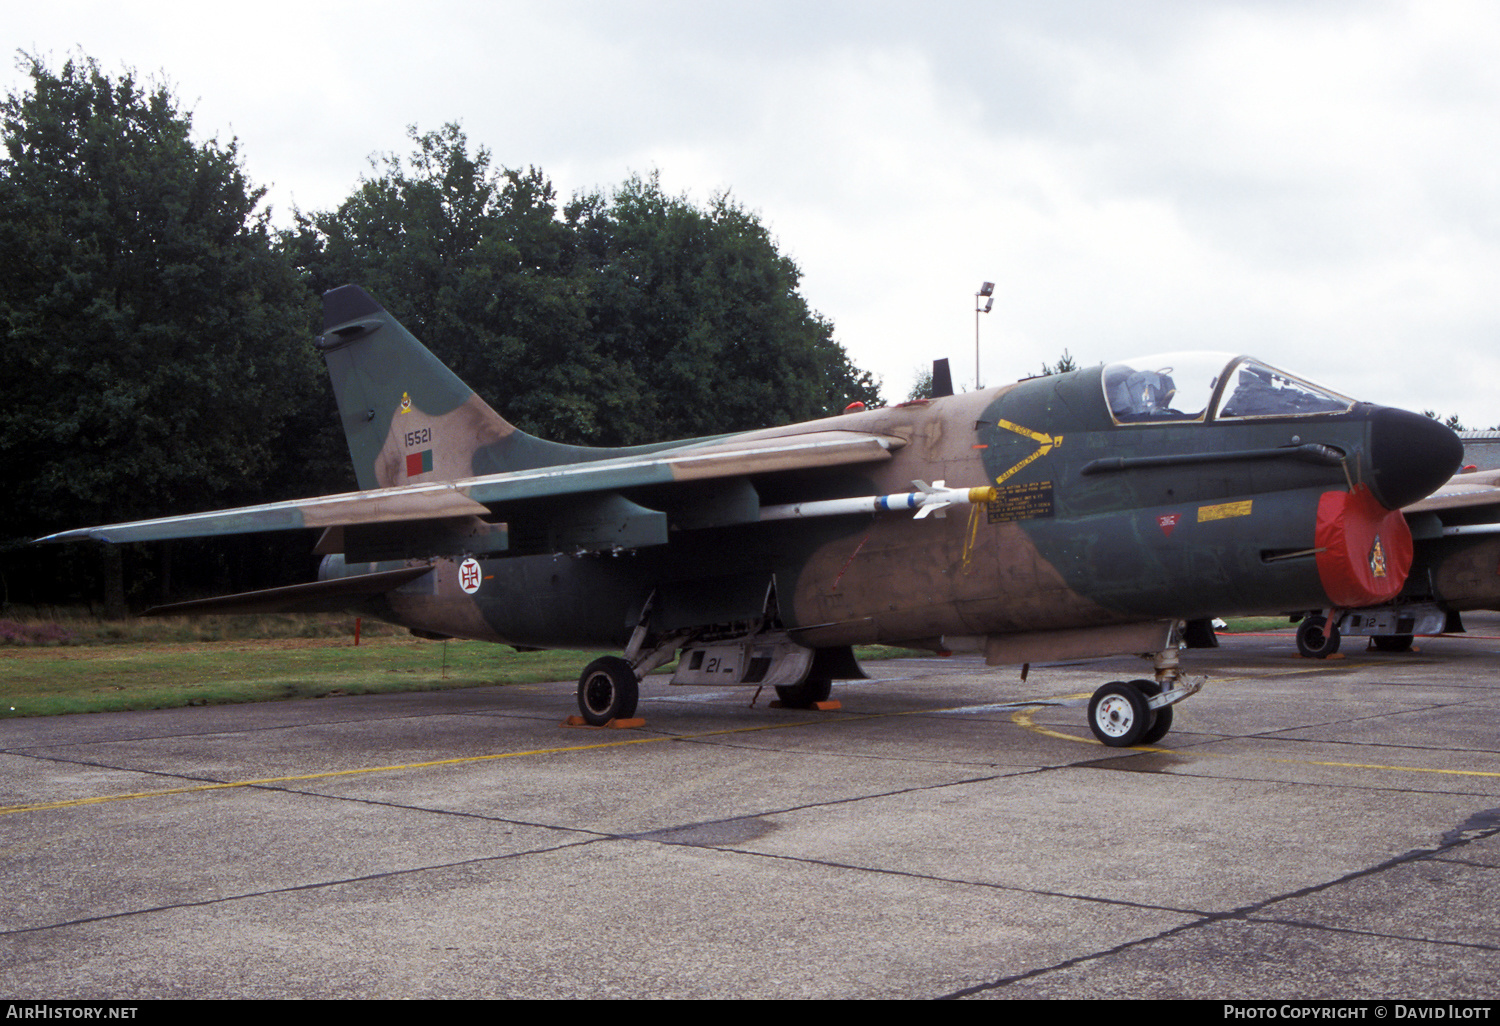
xmin=1011 ymin=689 xmax=1500 ymax=779
xmin=1009 ymin=699 xmax=1095 ymax=745
xmin=0 ymin=707 xmax=943 ymax=818
xmin=1261 ymin=758 xmax=1500 ymax=779
xmin=13 ymin=660 xmax=1495 ymax=817
xmin=1 ymin=734 xmax=672 ymax=816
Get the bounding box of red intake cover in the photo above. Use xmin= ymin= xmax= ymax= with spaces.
xmin=1315 ymin=485 xmax=1413 ymax=607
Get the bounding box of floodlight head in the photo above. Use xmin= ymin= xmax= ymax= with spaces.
xmin=978 ymin=281 xmax=995 ymax=297
xmin=982 ymin=298 xmax=994 ymax=313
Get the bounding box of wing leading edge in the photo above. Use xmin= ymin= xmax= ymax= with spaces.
xmin=1405 ymin=468 xmax=1500 ymax=518
xmin=36 ymin=430 xmax=905 ymax=548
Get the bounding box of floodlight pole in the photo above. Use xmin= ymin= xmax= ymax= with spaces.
xmin=975 ymin=281 xmax=995 ymax=389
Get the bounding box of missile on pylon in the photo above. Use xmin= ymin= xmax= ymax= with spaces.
xmin=759 ymin=480 xmax=998 ymax=522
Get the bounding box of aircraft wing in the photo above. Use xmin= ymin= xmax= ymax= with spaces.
xmin=36 ymin=430 xmax=905 ymax=550
xmin=1404 ymin=469 xmax=1500 ymax=549
xmin=1405 ymin=469 xmax=1500 ymax=516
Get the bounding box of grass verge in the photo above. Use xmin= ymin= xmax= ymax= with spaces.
xmin=0 ymin=609 xmax=1283 ymax=719
xmin=0 ymin=612 xmax=928 ymax=718
xmin=1 ymin=636 xmax=604 ymax=717
xmin=1218 ymin=616 xmax=1294 ymax=633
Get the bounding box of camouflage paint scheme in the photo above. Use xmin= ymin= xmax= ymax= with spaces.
xmin=40 ymin=286 xmax=1467 ymax=739
xmin=1412 ymin=532 xmax=1500 ymax=613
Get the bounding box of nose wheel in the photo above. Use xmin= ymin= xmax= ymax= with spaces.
xmin=1088 ymin=682 xmax=1153 ymax=747
xmin=1087 ymin=678 xmax=1180 ymax=747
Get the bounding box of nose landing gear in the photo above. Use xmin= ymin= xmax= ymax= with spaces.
xmin=1086 ymin=643 xmax=1200 ymax=747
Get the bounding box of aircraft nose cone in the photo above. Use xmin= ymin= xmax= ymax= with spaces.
xmin=1365 ymin=406 xmax=1465 ymax=510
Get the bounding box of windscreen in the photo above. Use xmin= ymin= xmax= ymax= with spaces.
xmin=1214 ymin=361 xmax=1355 ymax=419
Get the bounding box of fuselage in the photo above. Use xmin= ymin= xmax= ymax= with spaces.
xmin=337 ymin=353 xmax=1461 ymax=654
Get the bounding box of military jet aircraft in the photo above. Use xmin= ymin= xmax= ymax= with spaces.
xmin=38 ymin=286 xmax=1464 ymax=746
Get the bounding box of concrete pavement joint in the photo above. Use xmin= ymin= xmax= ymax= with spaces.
xmin=1243 ymin=914 xmax=1500 ymax=954
xmin=939 ymin=804 xmax=1500 ymax=998
xmin=0 ymin=701 xmax=1058 ymax=818
xmin=0 ymin=705 xmax=550 ymax=753
xmin=0 ymin=836 xmax=605 ymax=938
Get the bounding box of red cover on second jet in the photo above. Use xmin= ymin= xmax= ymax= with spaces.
xmin=1315 ymin=485 xmax=1414 ymax=608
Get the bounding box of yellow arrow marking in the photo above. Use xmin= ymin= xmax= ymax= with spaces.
xmin=990 ymin=419 xmax=1064 ymax=485
xmin=995 ymin=445 xmax=1050 ymax=484
xmin=993 ymin=419 xmax=1060 ymax=446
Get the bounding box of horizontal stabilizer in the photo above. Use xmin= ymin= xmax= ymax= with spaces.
xmin=142 ymin=565 xmax=432 ymax=617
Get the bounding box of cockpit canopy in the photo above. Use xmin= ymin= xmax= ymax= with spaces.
xmin=1102 ymin=352 xmax=1356 ymax=425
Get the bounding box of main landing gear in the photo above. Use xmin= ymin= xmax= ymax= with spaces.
xmin=774 ymin=677 xmax=833 ymax=709
xmin=1295 ymin=614 xmax=1340 ymax=659
xmin=577 ymin=656 xmax=640 ymax=726
xmin=1295 ymin=605 xmax=1443 ymax=657
xmin=1086 ymin=645 xmax=1201 ymax=748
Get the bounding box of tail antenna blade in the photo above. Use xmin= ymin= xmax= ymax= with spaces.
xmin=931 ymin=358 xmax=954 ymax=399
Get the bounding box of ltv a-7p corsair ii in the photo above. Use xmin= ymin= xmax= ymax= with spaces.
xmin=40 ymin=286 xmax=1464 ymax=746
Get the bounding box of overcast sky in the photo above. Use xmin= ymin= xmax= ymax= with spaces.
xmin=7 ymin=0 xmax=1498 ymax=428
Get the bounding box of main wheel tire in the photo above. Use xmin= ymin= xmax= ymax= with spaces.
xmin=1371 ymin=634 xmax=1414 ymax=653
xmin=1296 ymin=615 xmax=1341 ymax=659
xmin=1088 ymin=681 xmax=1153 ymax=747
xmin=774 ymin=677 xmax=833 ymax=708
xmin=1129 ymin=678 xmax=1174 ymax=745
xmin=577 ymin=657 xmax=639 ymax=726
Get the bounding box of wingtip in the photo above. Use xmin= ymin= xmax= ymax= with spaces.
xmin=32 ymin=529 xmax=93 ymax=545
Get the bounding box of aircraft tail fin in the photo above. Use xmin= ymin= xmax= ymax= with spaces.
xmin=316 ymin=285 xmax=598 ymax=490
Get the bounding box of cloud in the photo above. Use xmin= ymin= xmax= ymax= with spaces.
xmin=5 ymin=0 xmax=1497 ymax=424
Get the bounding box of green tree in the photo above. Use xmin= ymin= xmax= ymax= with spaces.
xmin=1422 ymin=410 xmax=1466 ymax=432
xmin=907 ymin=367 xmax=934 ymax=402
xmin=0 ymin=55 xmax=321 ymax=611
xmin=288 ymin=124 xmax=636 ymax=443
xmin=568 ymin=173 xmax=881 ymax=440
xmin=1038 ymin=349 xmax=1079 ymax=376
xmin=291 ymin=127 xmax=881 ymax=445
